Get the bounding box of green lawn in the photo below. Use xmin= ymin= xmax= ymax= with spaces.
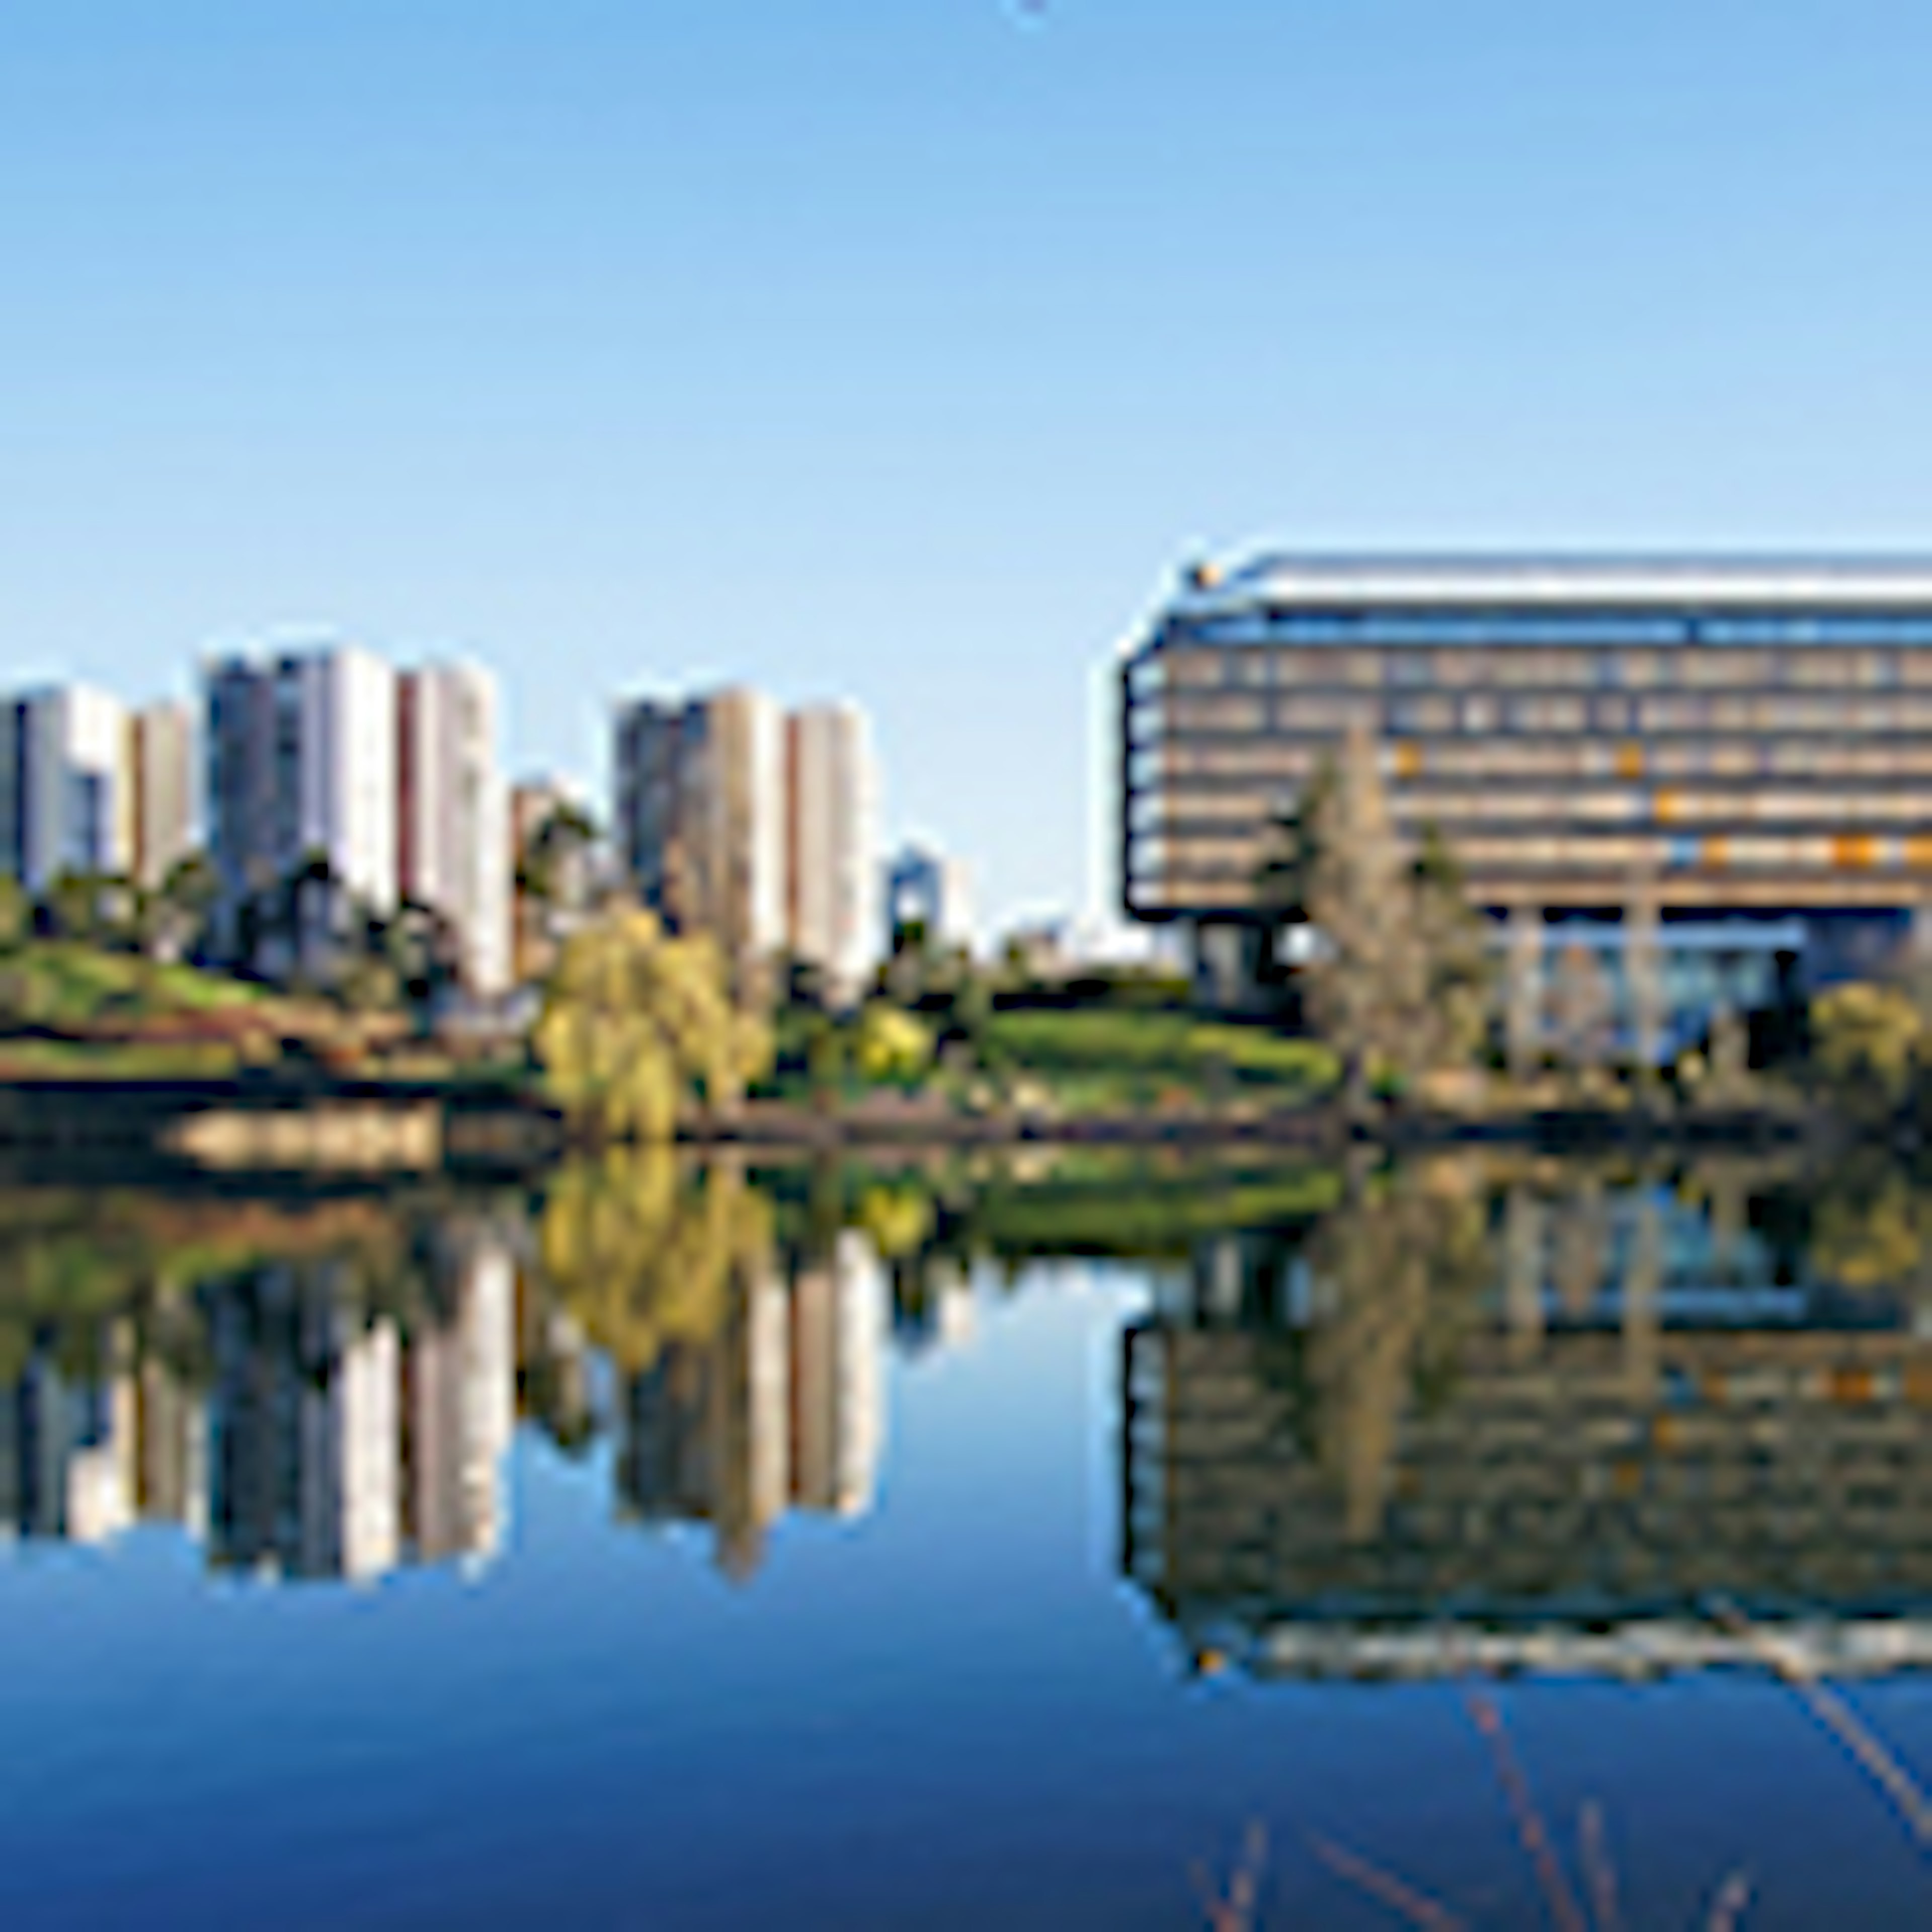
xmin=0 ymin=1037 xmax=243 ymax=1080
xmin=983 ymin=1008 xmax=1338 ymax=1109
xmin=0 ymin=943 xmax=268 ymax=1032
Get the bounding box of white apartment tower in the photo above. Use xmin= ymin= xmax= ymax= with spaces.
xmin=206 ymin=645 xmax=399 ymax=923
xmin=613 ymin=687 xmax=787 ymax=979
xmin=614 ymin=687 xmax=879 ymax=994
xmin=0 ymin=684 xmax=131 ymax=891
xmin=129 ymin=700 xmax=196 ymax=890
xmin=786 ymin=703 xmax=878 ymax=994
xmin=398 ymin=663 xmax=512 ymax=995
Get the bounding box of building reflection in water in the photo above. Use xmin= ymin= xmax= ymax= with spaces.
xmin=614 ymin=1230 xmax=887 ymax=1579
xmin=202 ymin=1224 xmax=518 ymax=1583
xmin=0 ymin=1168 xmax=901 ymax=1589
xmin=1123 ymin=1157 xmax=1932 ymax=1679
xmin=0 ymin=1217 xmax=519 ymax=1585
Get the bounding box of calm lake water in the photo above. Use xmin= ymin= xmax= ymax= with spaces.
xmin=2 ymin=1150 xmax=1931 ymax=1927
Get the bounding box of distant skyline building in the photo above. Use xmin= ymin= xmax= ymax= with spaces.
xmin=0 ymin=684 xmax=130 ymax=892
xmin=398 ymin=662 xmax=512 ymax=995
xmin=510 ymin=775 xmax=585 ymax=856
xmin=510 ymin=775 xmax=599 ymax=985
xmin=886 ymin=841 xmax=974 ymax=955
xmin=786 ymin=702 xmax=878 ymax=993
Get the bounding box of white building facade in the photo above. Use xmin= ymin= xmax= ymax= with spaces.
xmin=399 ymin=662 xmax=512 ymax=996
xmin=613 ymin=686 xmax=788 ymax=978
xmin=129 ymin=700 xmax=197 ymax=890
xmin=786 ymin=703 xmax=878 ymax=995
xmin=206 ymin=645 xmax=399 ymax=929
xmin=886 ymin=842 xmax=974 ymax=955
xmin=0 ymin=684 xmax=131 ymax=892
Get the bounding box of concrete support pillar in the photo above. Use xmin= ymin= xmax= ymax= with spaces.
xmin=1626 ymin=877 xmax=1663 ymax=1073
xmin=1199 ymin=1235 xmax=1244 ymax=1325
xmin=1190 ymin=921 xmax=1249 ymax=1012
xmin=1912 ymin=901 xmax=1932 ymax=962
xmin=1505 ymin=906 xmax=1543 ymax=1079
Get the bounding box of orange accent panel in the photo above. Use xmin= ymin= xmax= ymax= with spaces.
xmin=1702 ymin=836 xmax=1728 ymax=868
xmin=1830 ymin=1365 xmax=1875 ymax=1405
xmin=1654 ymin=789 xmax=1680 ymax=824
xmin=1616 ymin=742 xmax=1644 ymax=779
xmin=1393 ymin=741 xmax=1421 ymax=780
xmin=1833 ymin=834 xmax=1879 ymax=869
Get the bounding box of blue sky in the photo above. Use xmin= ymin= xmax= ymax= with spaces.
xmin=5 ymin=1 xmax=1932 ymax=928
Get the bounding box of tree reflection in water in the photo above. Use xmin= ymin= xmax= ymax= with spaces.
xmin=3 ymin=1148 xmax=1932 ymax=1637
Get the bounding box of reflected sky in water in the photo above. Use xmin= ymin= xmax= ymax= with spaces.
xmin=0 ymin=1155 xmax=1929 ymax=1926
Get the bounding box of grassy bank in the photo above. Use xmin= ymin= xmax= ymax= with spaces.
xmin=762 ymin=1002 xmax=1342 ymax=1118
xmin=979 ymin=1009 xmax=1338 ymax=1111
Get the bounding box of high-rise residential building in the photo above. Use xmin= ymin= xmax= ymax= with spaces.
xmin=1121 ymin=555 xmax=1932 ymax=1044
xmin=398 ymin=662 xmax=511 ymax=995
xmin=129 ymin=700 xmax=197 ymax=890
xmin=786 ymin=703 xmax=878 ymax=994
xmin=0 ymin=684 xmax=131 ymax=891
xmin=206 ymin=645 xmax=399 ymax=932
xmin=613 ymin=687 xmax=786 ymax=981
xmin=886 ymin=842 xmax=975 ymax=955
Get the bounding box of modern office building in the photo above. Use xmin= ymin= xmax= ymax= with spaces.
xmin=206 ymin=645 xmax=399 ymax=936
xmin=398 ymin=662 xmax=512 ymax=995
xmin=129 ymin=700 xmax=197 ymax=890
xmin=612 ymin=687 xmax=788 ymax=981
xmin=1121 ymin=555 xmax=1932 ymax=1042
xmin=0 ymin=684 xmax=131 ymax=891
xmin=786 ymin=703 xmax=878 ymax=994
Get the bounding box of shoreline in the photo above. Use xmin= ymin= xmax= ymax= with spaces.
xmin=0 ymin=1074 xmax=1836 ymax=1176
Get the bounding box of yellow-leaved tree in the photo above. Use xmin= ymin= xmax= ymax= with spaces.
xmin=535 ymin=910 xmax=773 ymax=1140
xmin=852 ymin=1002 xmax=933 ymax=1083
xmin=1811 ymin=981 xmax=1924 ymax=1114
